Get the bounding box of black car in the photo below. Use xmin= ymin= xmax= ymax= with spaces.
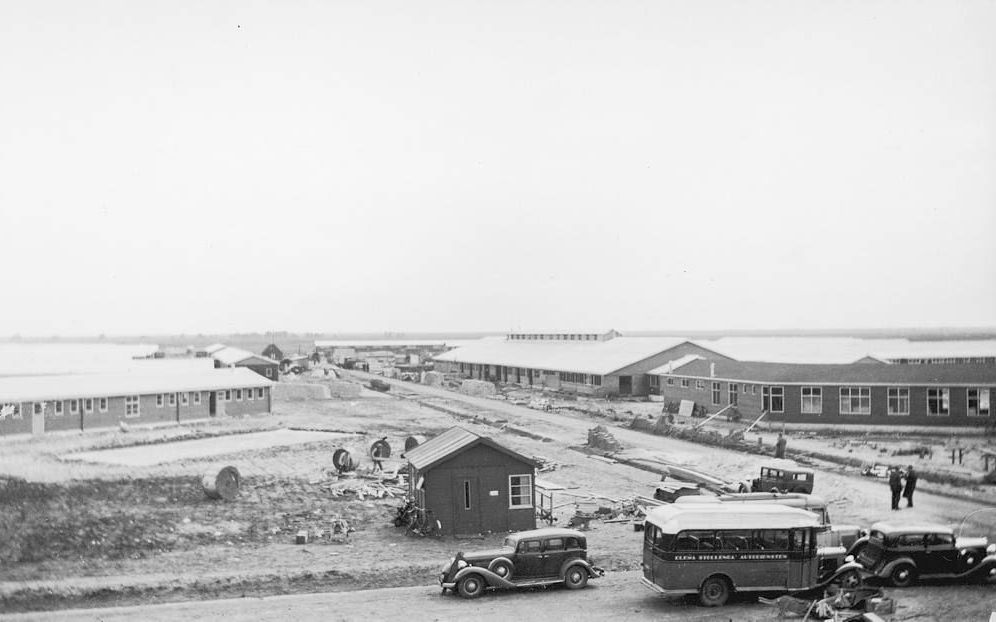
xmin=439 ymin=527 xmax=604 ymax=598
xmin=852 ymin=521 xmax=996 ymax=587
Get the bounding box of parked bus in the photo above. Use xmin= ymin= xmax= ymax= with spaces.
xmin=641 ymin=503 xmax=863 ymax=606
xmin=675 ymin=492 xmax=864 ymax=550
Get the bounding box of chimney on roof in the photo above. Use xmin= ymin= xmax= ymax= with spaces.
xmin=710 ymin=362 xmax=715 ymax=378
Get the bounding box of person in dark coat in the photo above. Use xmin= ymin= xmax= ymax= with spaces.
xmin=889 ymin=467 xmax=904 ymax=510
xmin=903 ymin=465 xmax=918 ymax=508
xmin=775 ymin=433 xmax=787 ymax=459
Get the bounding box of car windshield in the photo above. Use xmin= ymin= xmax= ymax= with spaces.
xmin=503 ymin=536 xmax=517 ymax=548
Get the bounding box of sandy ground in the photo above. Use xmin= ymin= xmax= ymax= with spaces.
xmin=2 ymin=371 xmax=995 ymax=616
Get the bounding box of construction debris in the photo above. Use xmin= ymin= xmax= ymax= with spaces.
xmin=458 ymin=379 xmax=497 ymax=396
xmin=587 ymin=425 xmax=623 ymax=452
xmin=532 ymin=455 xmax=560 ymax=472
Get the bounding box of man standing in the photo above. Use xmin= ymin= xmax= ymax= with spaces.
xmin=903 ymin=465 xmax=918 ymax=508
xmin=889 ymin=467 xmax=904 ymax=510
xmin=775 ymin=433 xmax=787 ymax=459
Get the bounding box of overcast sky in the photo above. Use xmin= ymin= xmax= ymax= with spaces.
xmin=1 ymin=1 xmax=994 ymax=337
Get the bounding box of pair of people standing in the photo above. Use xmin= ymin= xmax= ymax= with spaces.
xmin=889 ymin=465 xmax=918 ymax=510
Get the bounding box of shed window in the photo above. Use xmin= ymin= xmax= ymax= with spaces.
xmin=801 ymin=387 xmax=822 ymax=414
xmin=840 ymin=387 xmax=870 ymax=415
xmin=125 ymin=395 xmax=140 ymax=417
xmin=509 ymin=474 xmax=533 ymax=509
xmin=180 ymin=392 xmax=189 ymax=406
xmin=33 ymin=402 xmax=43 ymax=415
xmin=711 ymin=382 xmax=721 ymax=405
xmin=84 ymin=398 xmax=94 ymax=413
xmin=168 ymin=393 xmax=176 ymax=406
xmin=224 ymin=390 xmax=232 ymax=402
xmin=236 ymin=389 xmax=243 ymax=401
xmin=463 ymin=480 xmax=471 ymax=510
xmin=247 ymin=389 xmax=254 ymax=401
xmin=257 ymin=388 xmax=264 ymax=399
xmin=192 ymin=391 xmax=201 ymax=404
xmin=265 ymin=368 xmax=273 ymax=378
xmin=888 ymin=388 xmax=910 ymax=415
xmin=54 ymin=401 xmax=64 ymax=416
xmin=762 ymin=386 xmax=784 ymax=413
xmin=98 ymin=397 xmax=108 ymax=412
xmin=156 ymin=394 xmax=165 ymax=408
xmin=69 ymin=399 xmax=79 ymax=414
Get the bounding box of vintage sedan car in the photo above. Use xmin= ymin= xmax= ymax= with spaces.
xmin=852 ymin=521 xmax=996 ymax=587
xmin=740 ymin=460 xmax=815 ymax=494
xmin=439 ymin=527 xmax=604 ymax=598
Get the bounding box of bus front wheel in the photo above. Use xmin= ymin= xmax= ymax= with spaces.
xmin=699 ymin=575 xmax=731 ymax=607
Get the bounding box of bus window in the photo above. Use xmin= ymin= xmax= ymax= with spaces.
xmin=756 ymin=530 xmax=790 ymax=550
xmin=790 ymin=529 xmax=811 ymax=552
xmin=677 ymin=530 xmax=716 ymax=551
xmin=717 ymin=530 xmax=750 ymax=551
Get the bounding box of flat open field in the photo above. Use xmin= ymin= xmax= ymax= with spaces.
xmin=2 ymin=371 xmax=995 ymax=618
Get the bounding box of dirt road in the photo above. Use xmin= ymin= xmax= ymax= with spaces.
xmin=5 ymin=571 xmax=993 ymax=622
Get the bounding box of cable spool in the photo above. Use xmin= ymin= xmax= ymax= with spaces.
xmin=333 ymin=448 xmax=356 ymax=473
xmin=370 ymin=438 xmax=391 ymax=460
xmin=202 ymin=466 xmax=241 ymax=501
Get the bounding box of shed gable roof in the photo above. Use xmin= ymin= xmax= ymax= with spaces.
xmin=404 ymin=427 xmax=538 ymax=472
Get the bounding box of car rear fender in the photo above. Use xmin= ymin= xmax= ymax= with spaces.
xmin=949 ymin=553 xmax=996 ymax=580
xmin=453 ymin=566 xmax=515 ymax=589
xmin=559 ymin=558 xmax=601 ymax=579
xmin=877 ymin=556 xmax=916 ymax=579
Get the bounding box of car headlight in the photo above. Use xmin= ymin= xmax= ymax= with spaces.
xmin=844 ymin=555 xmax=855 ymax=563
xmin=987 ymin=544 xmax=995 ymax=555
xmin=457 ymin=560 xmax=468 ymax=569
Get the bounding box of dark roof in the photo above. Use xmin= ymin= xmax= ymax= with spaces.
xmin=668 ymin=359 xmax=996 ymax=386
xmin=404 ymin=427 xmax=538 ymax=472
xmin=869 ymin=521 xmax=952 ymax=536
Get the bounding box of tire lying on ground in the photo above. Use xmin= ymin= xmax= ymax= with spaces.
xmin=202 ymin=465 xmax=241 ymax=501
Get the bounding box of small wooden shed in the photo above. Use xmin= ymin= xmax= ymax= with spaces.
xmin=404 ymin=427 xmax=538 ymax=536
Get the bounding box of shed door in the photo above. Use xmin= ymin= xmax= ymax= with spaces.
xmin=451 ymin=475 xmax=480 ymax=535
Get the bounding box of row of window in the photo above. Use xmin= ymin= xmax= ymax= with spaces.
xmin=785 ymin=386 xmax=989 ymax=417
xmin=508 ymin=333 xmax=602 ymax=341
xmin=646 ymin=525 xmax=812 ymax=553
xmin=215 ymin=387 xmax=266 ymax=402
xmin=559 ymin=372 xmax=603 ymax=386
xmin=1 ymin=387 xmax=269 ymax=422
xmin=658 ymin=376 xmax=991 ymax=417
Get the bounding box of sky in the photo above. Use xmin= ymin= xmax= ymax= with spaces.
xmin=1 ymin=1 xmax=994 ymax=337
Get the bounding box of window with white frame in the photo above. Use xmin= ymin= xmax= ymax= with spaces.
xmin=927 ymin=388 xmax=950 ymax=416
xmin=54 ymin=400 xmax=64 ymax=416
xmin=33 ymin=402 xmax=43 ymax=415
xmin=509 ymin=474 xmax=533 ymax=509
xmin=680 ymin=378 xmax=690 ymax=388
xmin=83 ymin=398 xmax=94 ymax=413
xmin=236 ymin=389 xmax=243 ymax=400
xmin=247 ymin=388 xmax=254 ymax=401
xmin=69 ymin=399 xmax=79 ymax=414
xmin=125 ymin=395 xmax=140 ymax=417
xmin=168 ymin=393 xmax=176 ymax=406
xmin=666 ymin=377 xmax=674 ymax=386
xmin=256 ymin=388 xmax=264 ymax=399
xmin=801 ymin=387 xmax=822 ymax=414
xmin=156 ymin=394 xmax=164 ymax=408
xmin=1 ymin=403 xmax=22 ymax=420
xmin=968 ymin=388 xmax=990 ymax=417
xmin=839 ymin=387 xmax=871 ymax=415
xmin=224 ymin=390 xmax=231 ymax=402
xmin=728 ymin=383 xmax=738 ymax=406
xmin=887 ymin=387 xmax=910 ymax=415
xmin=762 ymin=386 xmax=784 ymax=413
xmin=98 ymin=397 xmax=108 ymax=412
xmin=265 ymin=368 xmax=273 ymax=378
xmin=696 ymin=379 xmax=705 ymax=391
xmin=180 ymin=392 xmax=188 ymax=406
xmin=192 ymin=391 xmax=201 ymax=404
xmin=711 ymin=382 xmax=721 ymax=405
xmin=217 ymin=391 xmax=224 ymax=402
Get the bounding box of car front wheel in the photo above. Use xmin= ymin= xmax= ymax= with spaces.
xmin=563 ymin=565 xmax=588 ymax=590
xmin=699 ymin=575 xmax=731 ymax=607
xmin=890 ymin=563 xmax=917 ymax=588
xmin=458 ymin=574 xmax=485 ymax=598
